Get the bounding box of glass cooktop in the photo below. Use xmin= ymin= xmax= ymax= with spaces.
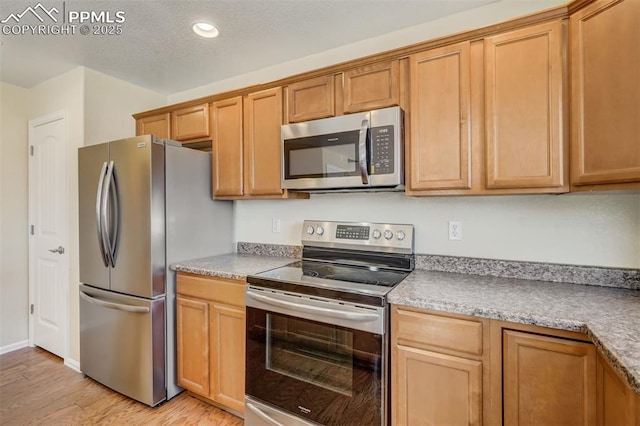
xmin=249 ymin=260 xmax=409 ymax=302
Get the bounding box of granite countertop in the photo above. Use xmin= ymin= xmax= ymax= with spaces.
xmin=387 ymin=270 xmax=640 ymax=395
xmin=171 ymin=253 xmax=297 ymax=280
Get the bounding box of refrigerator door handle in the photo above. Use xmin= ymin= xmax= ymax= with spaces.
xmin=80 ymin=290 xmax=150 ymax=313
xmin=108 ymin=162 xmax=120 ymax=264
xmin=96 ymin=161 xmax=109 ymax=267
xmin=101 ymin=160 xmax=116 ymax=267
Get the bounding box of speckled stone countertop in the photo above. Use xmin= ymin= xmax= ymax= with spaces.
xmin=388 ymin=270 xmax=640 ymax=395
xmin=171 ymin=253 xmax=297 ymax=280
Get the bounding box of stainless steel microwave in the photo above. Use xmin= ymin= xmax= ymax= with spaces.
xmin=281 ymin=106 xmax=404 ymax=191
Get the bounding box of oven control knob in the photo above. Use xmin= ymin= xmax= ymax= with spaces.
xmin=372 ymin=229 xmax=382 ymax=239
xmin=397 ymin=230 xmax=406 ymax=241
xmin=384 ymin=230 xmax=394 ymax=240
xmin=306 ymin=226 xmax=315 ymax=235
xmin=316 ymin=226 xmax=325 ymax=236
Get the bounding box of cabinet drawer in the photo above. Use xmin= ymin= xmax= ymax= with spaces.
xmin=177 ymin=273 xmax=245 ymax=307
xmin=395 ymin=308 xmax=483 ymax=356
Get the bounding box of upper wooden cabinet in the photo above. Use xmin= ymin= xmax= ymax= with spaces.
xmin=484 ymin=20 xmax=567 ymax=191
xmin=408 ymin=41 xmax=472 ymax=192
xmin=211 ymin=88 xmax=297 ymax=199
xmin=211 ymin=96 xmax=244 ymax=197
xmin=286 ymin=75 xmax=335 ymax=123
xmin=135 ymin=113 xmax=170 ymax=139
xmin=343 ymin=60 xmax=400 ymax=113
xmin=171 ymin=103 xmax=210 ymax=141
xmin=244 ymin=87 xmax=284 ymax=196
xmin=570 ymin=0 xmax=640 ymax=189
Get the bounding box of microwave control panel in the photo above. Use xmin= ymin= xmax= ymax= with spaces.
xmin=370 ymin=125 xmax=394 ymax=175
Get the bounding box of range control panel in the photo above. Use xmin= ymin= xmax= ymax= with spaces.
xmin=301 ymin=220 xmax=414 ymax=254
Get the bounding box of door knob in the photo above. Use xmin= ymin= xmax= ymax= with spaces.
xmin=49 ymin=246 xmax=65 ymax=254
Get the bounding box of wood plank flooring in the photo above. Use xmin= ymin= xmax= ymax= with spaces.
xmin=0 ymin=347 xmax=243 ymax=425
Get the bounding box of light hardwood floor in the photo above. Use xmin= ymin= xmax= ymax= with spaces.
xmin=0 ymin=347 xmax=243 ymax=425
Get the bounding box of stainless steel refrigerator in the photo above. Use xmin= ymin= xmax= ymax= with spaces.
xmin=78 ymin=135 xmax=233 ymax=406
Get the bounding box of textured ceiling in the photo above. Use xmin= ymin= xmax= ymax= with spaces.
xmin=0 ymin=0 xmax=498 ymax=95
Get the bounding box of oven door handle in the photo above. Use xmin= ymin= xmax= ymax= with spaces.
xmin=247 ymin=291 xmax=379 ymax=322
xmin=245 ymin=401 xmax=286 ymax=426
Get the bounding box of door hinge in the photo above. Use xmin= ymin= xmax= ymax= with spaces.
xmin=30 ymin=304 xmax=34 ymax=314
xmin=30 ymin=145 xmax=34 ymax=156
xmin=30 ymin=225 xmax=34 ymax=235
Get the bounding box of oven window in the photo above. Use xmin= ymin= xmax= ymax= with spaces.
xmin=289 ymin=144 xmax=356 ymax=177
xmin=266 ymin=314 xmax=354 ymax=396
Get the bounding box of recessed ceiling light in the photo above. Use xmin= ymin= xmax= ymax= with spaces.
xmin=192 ymin=22 xmax=219 ymax=38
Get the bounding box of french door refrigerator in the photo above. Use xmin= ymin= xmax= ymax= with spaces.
xmin=78 ymin=135 xmax=233 ymax=406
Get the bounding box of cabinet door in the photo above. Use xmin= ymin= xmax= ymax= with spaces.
xmin=211 ymin=97 xmax=244 ymax=197
xmin=176 ymin=296 xmax=210 ymax=396
xmin=503 ymin=330 xmax=596 ymax=426
xmin=171 ymin=103 xmax=210 ymax=141
xmin=393 ymin=344 xmax=482 ymax=426
xmin=136 ymin=113 xmax=170 ymax=139
xmin=343 ymin=60 xmax=399 ymax=113
xmin=210 ymin=303 xmax=245 ymax=414
xmin=409 ymin=42 xmax=471 ymax=191
xmin=287 ymin=75 xmax=335 ymax=123
xmin=244 ymin=87 xmax=284 ymax=196
xmin=484 ymin=21 xmax=567 ymax=190
xmin=597 ymin=352 xmax=639 ymax=426
xmin=570 ymin=0 xmax=640 ymax=186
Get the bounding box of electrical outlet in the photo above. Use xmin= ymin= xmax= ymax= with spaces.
xmin=448 ymin=221 xmax=462 ymax=240
xmin=272 ymin=218 xmax=281 ymax=233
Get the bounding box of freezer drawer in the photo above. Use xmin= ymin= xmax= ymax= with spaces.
xmin=79 ymin=284 xmax=166 ymax=406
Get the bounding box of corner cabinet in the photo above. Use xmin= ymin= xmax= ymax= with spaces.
xmin=502 ymin=330 xmax=597 ymax=425
xmin=176 ymin=272 xmax=246 ymax=415
xmin=570 ymin=0 xmax=640 ymax=190
xmin=484 ymin=20 xmax=568 ymax=192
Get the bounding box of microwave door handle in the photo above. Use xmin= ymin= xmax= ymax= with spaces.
xmin=358 ymin=119 xmax=370 ymax=185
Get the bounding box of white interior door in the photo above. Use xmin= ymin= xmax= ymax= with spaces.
xmin=28 ymin=112 xmax=68 ymax=358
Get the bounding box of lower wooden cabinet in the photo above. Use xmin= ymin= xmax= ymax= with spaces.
xmin=176 ymin=272 xmax=246 ymax=415
xmin=391 ymin=306 xmax=639 ymax=426
xmin=502 ymin=329 xmax=597 ymax=426
xmin=394 ymin=345 xmax=482 ymax=425
xmin=392 ymin=306 xmax=486 ymax=425
xmin=597 ymin=352 xmax=640 ymax=426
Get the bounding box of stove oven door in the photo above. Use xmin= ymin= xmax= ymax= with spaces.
xmin=245 ymin=287 xmax=386 ymax=425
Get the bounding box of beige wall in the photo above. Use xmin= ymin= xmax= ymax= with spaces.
xmin=27 ymin=67 xmax=85 ymax=364
xmin=1 ymin=67 xmax=165 ymax=360
xmin=235 ymin=192 xmax=640 ymax=269
xmin=84 ymin=68 xmax=165 ymax=146
xmin=0 ymin=82 xmax=30 ymax=351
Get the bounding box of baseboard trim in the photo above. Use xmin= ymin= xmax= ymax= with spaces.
xmin=64 ymin=357 xmax=81 ymax=373
xmin=0 ymin=339 xmax=29 ymax=355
